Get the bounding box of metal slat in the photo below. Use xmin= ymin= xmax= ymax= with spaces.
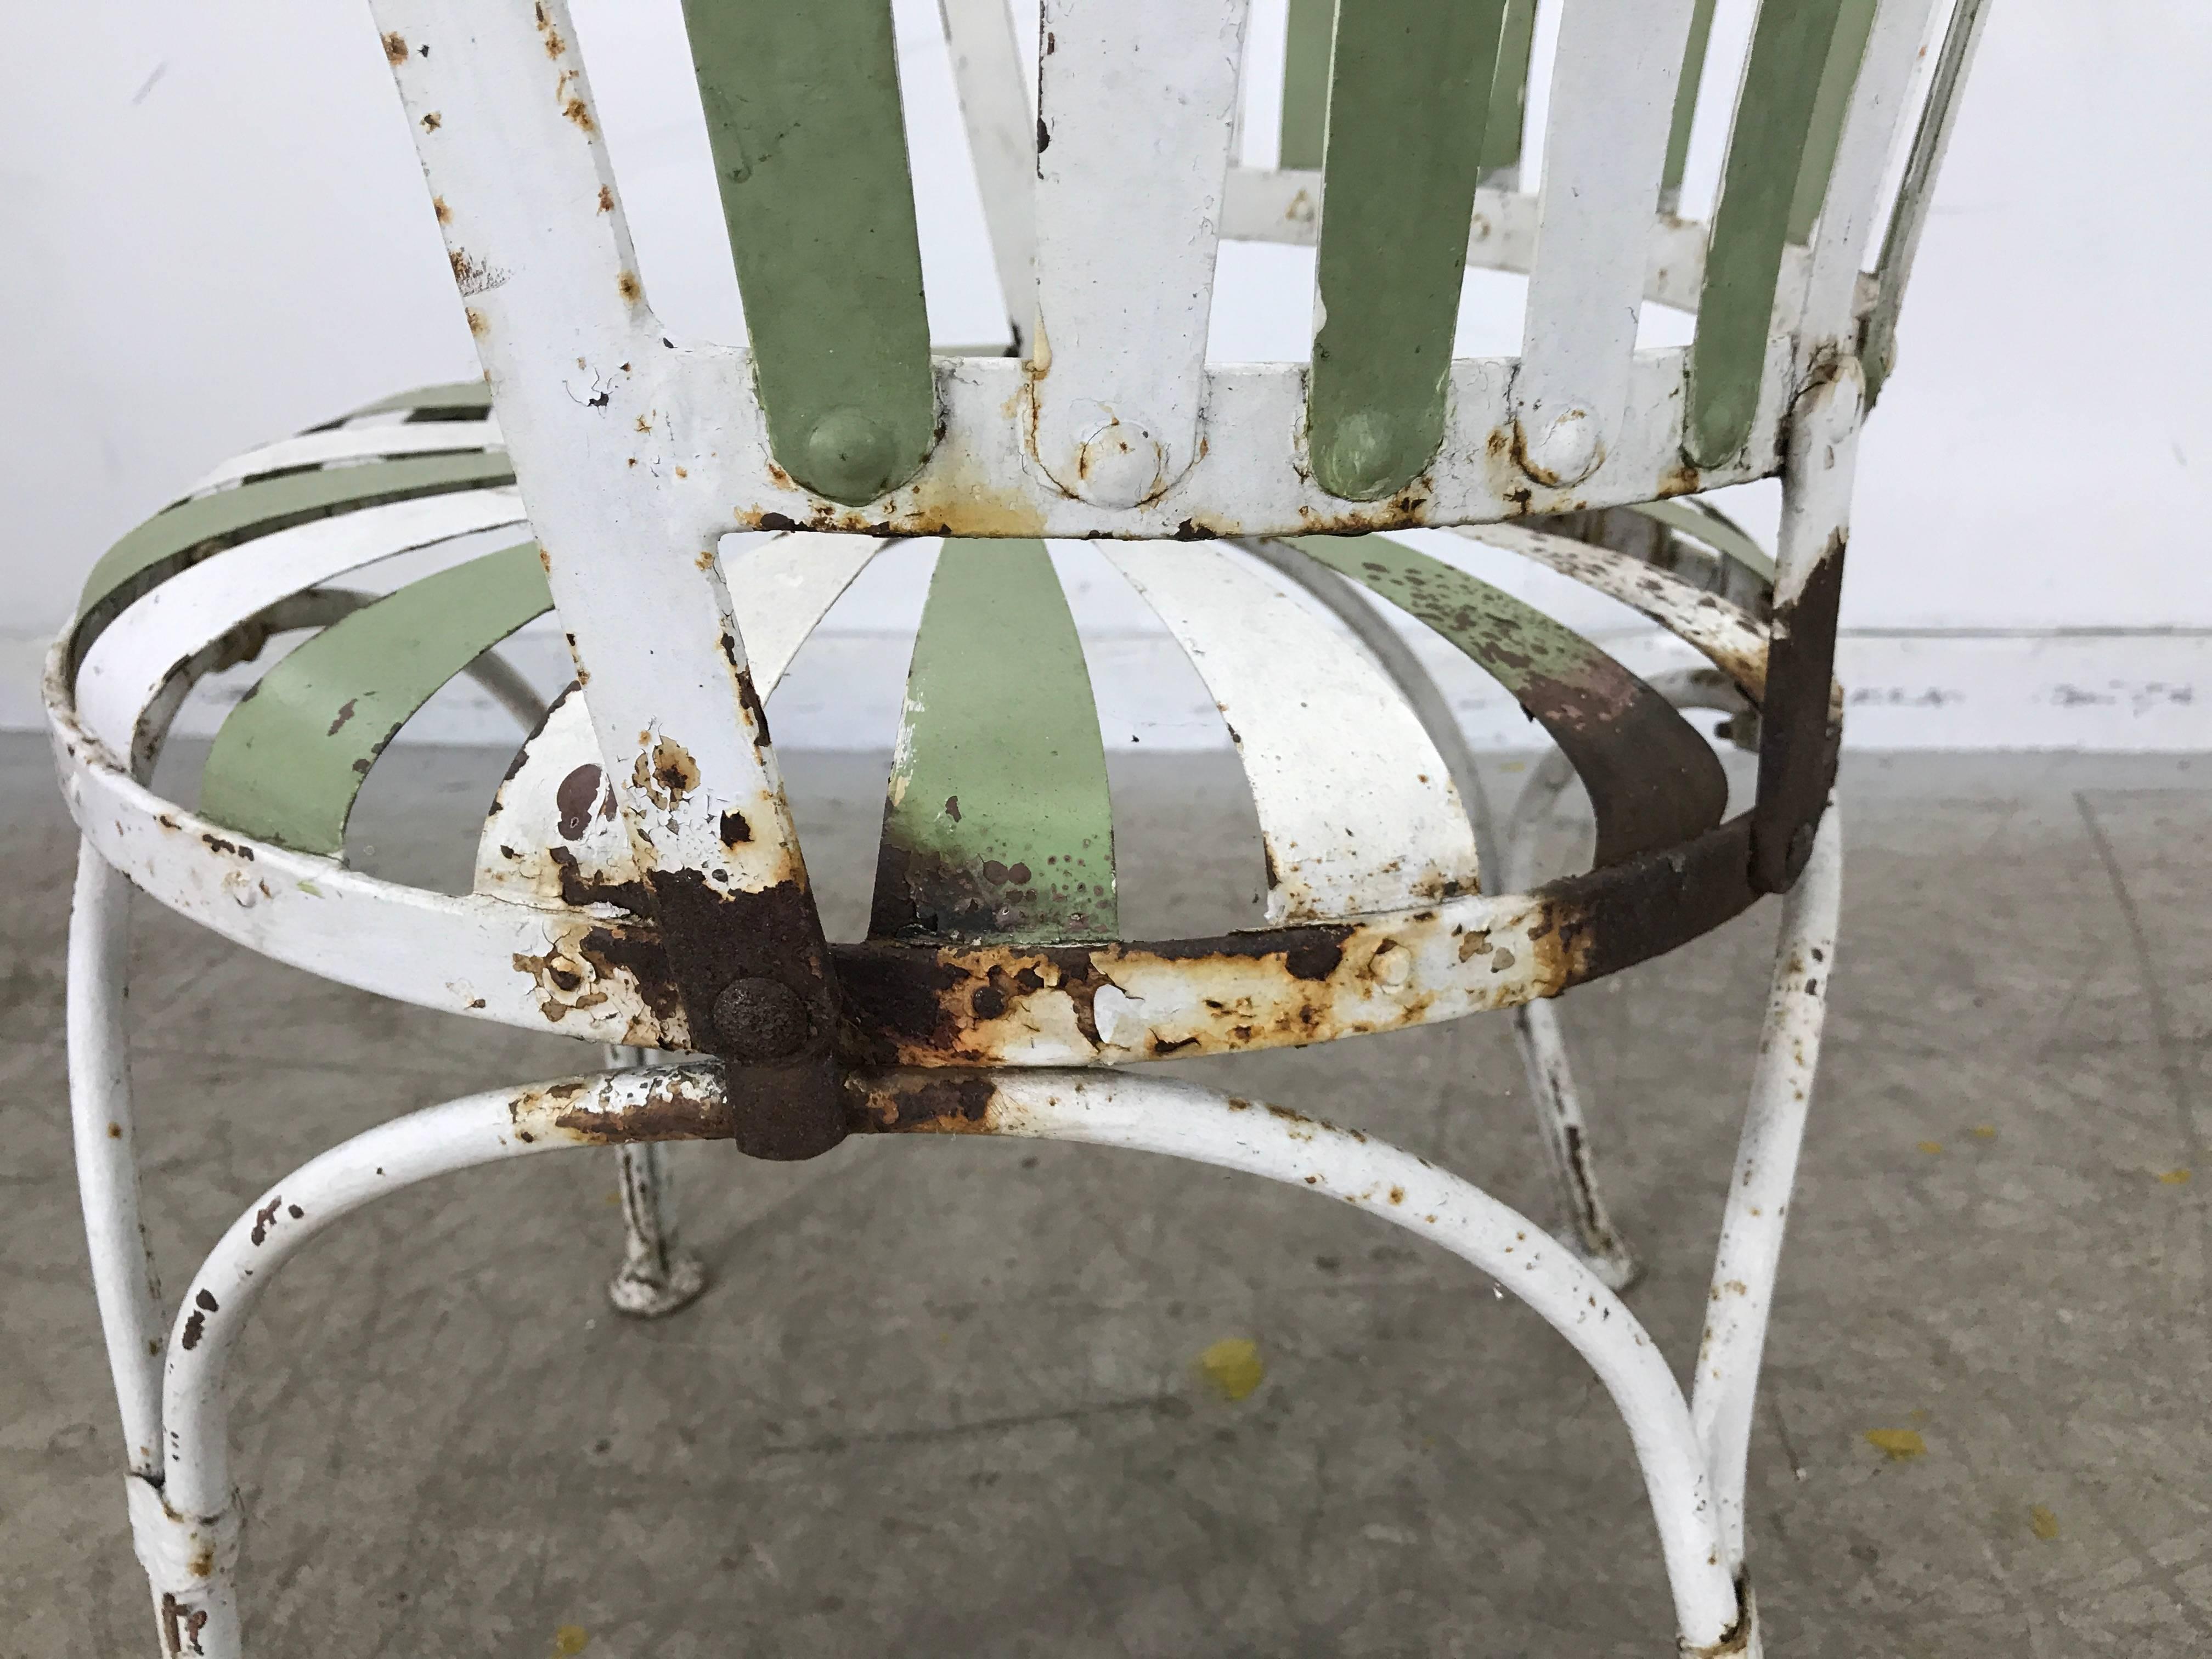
xmin=939 ymin=0 xmax=1037 ymax=349
xmin=72 ymin=451 xmax=517 ymax=670
xmin=1307 ymin=0 xmax=1506 ymax=501
xmin=473 ymin=533 xmax=887 ymax=910
xmin=680 ymin=0 xmax=935 ymax=505
xmin=1029 ymin=0 xmax=1249 ymax=509
xmin=1290 ymin=535 xmax=1728 ymax=868
xmin=1684 ymin=0 xmax=1851 ymax=467
xmin=1865 ymin=0 xmax=1994 ymax=403
xmin=1278 ymin=0 xmax=1334 ymax=170
xmin=1787 ymin=0 xmax=1882 ymax=244
xmin=179 ymin=422 xmax=501 ymax=500
xmin=1478 ymin=0 xmax=1541 ymax=187
xmin=1105 ymin=543 xmax=1479 ymax=921
xmin=198 ymin=544 xmax=551 ymax=855
xmin=345 ymin=381 xmax=494 ymax=419
xmin=1512 ymin=0 xmax=1699 ymax=491
xmin=871 ymin=541 xmax=1115 ymax=943
xmin=1796 ymin=0 xmax=1942 ymax=364
xmin=1660 ymin=0 xmax=1721 ymax=214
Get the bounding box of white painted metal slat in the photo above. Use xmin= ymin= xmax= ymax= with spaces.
xmin=939 ymin=0 xmax=1036 ymax=347
xmin=73 ymin=492 xmax=527 ymax=759
xmin=1103 ymin=543 xmax=1480 ymax=921
xmin=473 ymin=534 xmax=887 ymax=905
xmin=178 ymin=422 xmax=504 ymax=501
xmin=1513 ymin=0 xmax=1699 ymax=488
xmin=1796 ymin=0 xmax=1941 ymax=362
xmin=373 ymin=0 xmax=806 ymax=910
xmin=1028 ymin=0 xmax=1251 ymax=507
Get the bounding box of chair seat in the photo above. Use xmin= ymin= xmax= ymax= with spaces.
xmin=49 ymin=385 xmax=1798 ymax=1068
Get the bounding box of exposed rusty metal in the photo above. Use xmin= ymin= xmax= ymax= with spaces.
xmin=648 ymin=870 xmax=847 ymax=1159
xmin=510 ymin=1067 xmax=736 ymax=1144
xmin=843 ymin=1068 xmax=1000 ymax=1134
xmin=1751 ymin=534 xmax=1843 ymax=893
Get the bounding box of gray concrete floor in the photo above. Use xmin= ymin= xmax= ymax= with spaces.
xmin=4 ymin=733 xmax=2209 ymax=1657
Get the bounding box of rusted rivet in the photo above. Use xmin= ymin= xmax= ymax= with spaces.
xmin=1315 ymin=408 xmax=1400 ymax=500
xmin=800 ymin=406 xmax=895 ymax=504
xmin=712 ymin=977 xmax=811 ymax=1062
xmin=1517 ymin=406 xmax=1604 ymax=487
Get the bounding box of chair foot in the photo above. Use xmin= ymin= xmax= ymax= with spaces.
xmin=607 ymin=1247 xmax=708 ymax=1318
xmin=1566 ymin=1232 xmax=1643 ymax=1294
xmin=605 ymin=1139 xmax=708 ymax=1318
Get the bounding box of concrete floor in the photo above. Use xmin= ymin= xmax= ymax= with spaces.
xmin=4 ymin=732 xmax=2209 ymax=1657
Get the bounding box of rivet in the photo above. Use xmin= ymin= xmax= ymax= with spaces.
xmin=1070 ymin=413 xmax=1166 ymax=508
xmin=1517 ymin=406 xmax=1604 ymax=487
xmin=712 ymin=977 xmax=812 ymax=1062
xmin=1315 ymin=408 xmax=1400 ymax=500
xmin=799 ymin=406 xmax=896 ymax=505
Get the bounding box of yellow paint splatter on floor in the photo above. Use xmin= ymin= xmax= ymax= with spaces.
xmin=1971 ymin=1124 xmax=1997 ymax=1139
xmin=551 ymin=1626 xmax=590 ymax=1656
xmin=2029 ymin=1505 xmax=2060 ymax=1541
xmin=2158 ymin=1168 xmax=2192 ymax=1185
xmin=1917 ymin=1141 xmax=1944 ymax=1155
xmin=1864 ymin=1428 xmax=1926 ymax=1460
xmin=1198 ymin=1338 xmax=1265 ymax=1401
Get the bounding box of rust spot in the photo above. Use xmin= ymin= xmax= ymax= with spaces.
xmin=466 ymin=308 xmax=487 ymax=336
xmin=249 ymin=1198 xmax=284 ymax=1246
xmin=200 ymin=833 xmax=253 ymax=861
xmin=563 ymin=98 xmax=594 ymax=131
xmin=719 ymin=808 xmax=752 ymax=847
xmin=448 ymin=248 xmax=506 ymax=296
xmin=432 ymin=195 xmax=451 ymax=224
xmin=325 ymin=697 xmax=357 ymax=737
xmin=543 ymin=25 xmax=567 ymax=56
xmin=555 ymin=763 xmax=603 ymax=840
xmin=108 ymin=1122 xmax=122 ymax=1139
xmin=180 ymin=1310 xmax=206 ymax=1351
xmin=597 ymin=185 xmax=614 ymax=213
xmin=522 ymin=1070 xmax=735 ymax=1145
xmin=382 ymin=32 xmax=408 ymax=64
xmin=847 ymin=1071 xmax=998 ymax=1135
xmin=420 ymin=111 xmax=442 ymax=132
xmin=617 ymin=270 xmax=641 ymax=302
xmin=648 ymin=735 xmax=699 ymax=803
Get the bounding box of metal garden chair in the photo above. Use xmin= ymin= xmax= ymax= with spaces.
xmin=48 ymin=0 xmax=1989 ymax=1651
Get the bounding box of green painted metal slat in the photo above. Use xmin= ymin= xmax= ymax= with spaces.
xmin=1478 ymin=0 xmax=1540 ymax=183
xmin=197 ymin=543 xmax=551 ymax=855
xmin=1629 ymin=499 xmax=1778 ymax=584
xmin=346 ymin=382 xmax=494 ymax=419
xmin=71 ymin=452 xmax=518 ymax=669
xmin=1278 ymin=0 xmax=1335 ymax=170
xmin=1684 ymin=0 xmax=1850 ymax=467
xmin=681 ymin=0 xmax=935 ymax=506
xmin=1308 ymin=0 xmax=1508 ymax=501
xmin=1291 ymin=534 xmax=1728 ymax=868
xmin=1661 ymin=0 xmax=1722 ymax=212
xmin=1786 ymin=0 xmax=1880 ymax=244
xmin=870 ymin=540 xmax=1115 ymax=944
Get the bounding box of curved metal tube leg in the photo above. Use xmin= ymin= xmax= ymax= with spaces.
xmin=155 ymin=1063 xmax=726 ymax=1656
xmin=1692 ymin=803 xmax=1843 ymax=1576
xmin=856 ymin=1071 xmax=1748 ymax=1652
xmin=69 ymin=842 xmax=167 ymax=1477
xmin=1240 ymin=538 xmax=1647 ymax=1286
xmin=601 ymin=1045 xmax=708 ymax=1317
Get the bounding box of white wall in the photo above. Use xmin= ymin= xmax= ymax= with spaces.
xmin=6 ymin=1 xmax=2209 ymax=749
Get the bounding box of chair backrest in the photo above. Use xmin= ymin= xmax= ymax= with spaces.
xmin=359 ymin=0 xmax=1988 ymax=1153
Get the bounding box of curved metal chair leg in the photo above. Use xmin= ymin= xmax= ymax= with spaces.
xmin=601 ymin=1045 xmax=708 ymax=1317
xmin=155 ymin=1059 xmax=1751 ymax=1655
xmin=1246 ymin=537 xmax=1646 ymax=1288
xmin=1694 ymin=803 xmax=1843 ymax=1576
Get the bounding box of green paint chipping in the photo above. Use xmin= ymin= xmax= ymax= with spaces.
xmin=71 ymin=450 xmax=516 ymax=673
xmin=871 ymin=540 xmax=1115 ymax=944
xmin=197 ymin=543 xmax=550 ymax=855
xmin=681 ymin=0 xmax=934 ymax=505
xmin=1308 ymin=0 xmax=1506 ymax=501
xmin=1686 ymin=0 xmax=1850 ymax=467
xmin=1787 ymin=0 xmax=1880 ymax=244
xmin=1479 ymin=0 xmax=1540 ymax=181
xmin=1662 ymin=0 xmax=1722 ymax=210
xmin=1290 ymin=534 xmax=1727 ymax=867
xmin=1279 ymin=0 xmax=1336 ymax=170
